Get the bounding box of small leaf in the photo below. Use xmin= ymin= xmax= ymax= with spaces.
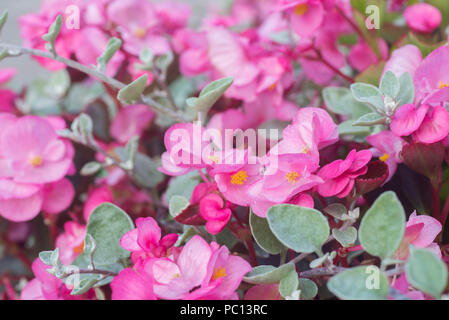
xmin=97 ymin=37 xmax=122 ymax=72
xmin=42 ymin=15 xmax=62 ymax=54
xmin=70 ymin=275 xmax=100 ymax=295
xmin=298 ymin=278 xmax=318 ymax=299
xmin=332 ymin=227 xmax=357 ymax=248
xmin=243 ymin=263 xmax=296 ymax=284
xmin=351 ymin=82 xmax=385 ymax=111
xmin=85 ymin=203 xmax=134 ymax=265
xmin=169 ymin=195 xmax=190 ymax=218
xmin=405 ymin=246 xmax=448 ymax=298
xmin=352 ymin=112 xmax=386 ymax=126
xmin=80 ymin=162 xmax=103 ymax=176
xmin=323 ymin=87 xmax=371 ymax=117
xmin=359 ymin=191 xmax=406 ymax=259
xmin=0 ymin=10 xmax=8 ymax=35
xmin=328 ymin=266 xmax=389 ymax=300
xmin=279 ymin=270 xmax=299 ymax=298
xmin=249 ymin=210 xmax=286 ymax=255
xmin=117 ymin=74 xmax=148 ymax=104
xmin=266 ymin=204 xmax=330 ymax=253
xmin=39 ymin=251 xmax=53 ymax=266
xmin=154 ymin=51 xmax=174 ymax=74
xmin=380 ymin=71 xmax=400 ymax=99
xmin=397 ymin=72 xmax=414 ymax=106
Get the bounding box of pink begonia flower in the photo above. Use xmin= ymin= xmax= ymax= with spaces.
xmin=148 ymin=235 xmax=250 ymax=300
xmin=0 ymin=89 xmax=15 ymax=114
xmin=110 ymin=105 xmax=154 ymax=143
xmin=276 ymin=0 xmax=324 ymax=38
xmin=173 ymin=29 xmax=211 ymax=77
xmin=412 ymin=106 xmax=449 ymax=144
xmin=199 ymin=193 xmax=232 ymax=235
xmin=390 ymin=104 xmax=429 ymax=137
xmin=21 ymin=258 xmax=94 ymax=300
xmin=250 ymin=189 xmax=314 ymax=218
xmin=0 ymin=115 xmax=74 ymax=222
xmin=404 ymin=3 xmax=442 ymax=34
xmin=348 ymin=39 xmax=388 ymax=72
xmin=366 ymin=131 xmax=406 ymax=182
xmin=107 ymin=0 xmax=171 ymax=56
xmin=413 ymin=46 xmax=449 ymax=105
xmin=120 ymin=217 xmax=178 ymax=264
xmin=317 ymin=149 xmax=372 ymax=198
xmin=83 ymin=186 xmax=114 ymax=221
xmin=153 ymin=1 xmax=192 ymax=32
xmin=111 ymin=261 xmax=157 ymax=300
xmin=56 ymin=221 xmax=86 ymax=265
xmin=390 ymin=273 xmax=425 ymax=300
xmin=395 ymin=211 xmax=442 ymax=260
xmin=382 ymin=45 xmax=422 ymax=79
xmin=244 ymin=284 xmax=281 ymax=300
xmin=74 ymin=27 xmax=125 ymax=77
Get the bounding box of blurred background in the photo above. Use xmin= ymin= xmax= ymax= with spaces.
xmin=0 ymin=0 xmax=204 ymax=88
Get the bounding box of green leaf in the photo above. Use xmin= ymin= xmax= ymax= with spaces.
xmin=164 ymin=170 xmax=201 ymax=202
xmin=243 ymin=263 xmax=296 ymax=284
xmin=352 ymin=112 xmax=386 ymax=126
xmin=154 ymin=51 xmax=174 ymax=74
xmin=332 ymin=227 xmax=357 ymax=248
xmin=266 ymin=204 xmax=330 ymax=253
xmin=80 ymin=162 xmax=103 ymax=176
xmin=397 ymin=72 xmax=415 ymax=106
xmin=298 ymin=278 xmax=318 ymax=299
xmin=65 ymin=82 xmax=105 ymax=114
xmin=380 ymin=71 xmax=400 ymax=99
xmin=42 ymin=15 xmax=62 ymax=54
xmin=0 ymin=10 xmax=8 ymax=35
xmin=70 ymin=275 xmax=99 ymax=295
xmin=359 ymin=191 xmax=406 ymax=259
xmin=323 ymin=87 xmax=371 ymax=117
xmin=46 ymin=69 xmax=71 ymax=98
xmin=97 ymin=37 xmax=122 ymax=72
xmin=169 ymin=195 xmax=190 ymax=218
xmin=351 ymin=82 xmax=385 ymax=111
xmin=85 ymin=203 xmax=134 ymax=265
xmin=249 ymin=210 xmax=286 ymax=255
xmin=338 ymin=120 xmax=371 ymax=136
xmin=405 ymin=246 xmax=448 ymax=298
xmin=185 ymin=77 xmax=233 ymax=119
xmin=328 ymin=266 xmax=389 ymax=300
xmin=117 ymin=74 xmax=148 ymax=104
xmin=279 ymin=270 xmax=299 ymax=298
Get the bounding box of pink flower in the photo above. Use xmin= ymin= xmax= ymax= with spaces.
xmin=404 ymin=3 xmax=442 ymax=34
xmin=111 ymin=261 xmax=156 ymax=300
xmin=56 ymin=221 xmax=86 ymax=265
xmin=412 ymin=106 xmax=449 ymax=144
xmin=277 ymin=0 xmax=324 ymax=38
xmin=173 ymin=29 xmax=211 ymax=77
xmin=110 ymin=105 xmax=154 ymax=143
xmin=120 ymin=217 xmax=178 ymax=264
xmin=390 ymin=104 xmax=429 ymax=137
xmin=348 ymin=39 xmax=388 ymax=72
xmin=390 ymin=273 xmax=425 ymax=300
xmin=395 ymin=211 xmax=442 ymax=260
xmin=382 ymin=45 xmax=422 ymax=79
xmin=199 ymin=193 xmax=232 ymax=235
xmin=0 ymin=68 xmax=16 ymax=85
xmin=317 ymin=149 xmax=372 ymax=198
xmin=366 ymin=131 xmax=406 ymax=182
xmin=20 ymin=258 xmax=93 ymax=300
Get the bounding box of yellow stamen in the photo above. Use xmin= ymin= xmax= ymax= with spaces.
xmin=268 ymin=83 xmax=277 ymax=91
xmin=286 ymin=171 xmax=300 ymax=183
xmin=439 ymin=80 xmax=449 ymax=89
xmin=30 ymin=155 xmax=43 ymax=167
xmin=173 ymin=273 xmax=181 ymax=279
xmin=294 ymin=3 xmax=309 ymax=15
xmin=212 ymin=266 xmax=227 ymax=281
xmin=231 ymin=170 xmax=248 ymax=185
xmin=300 ymin=146 xmax=310 ymax=154
xmin=73 ymin=241 xmax=85 ymax=255
xmin=134 ymin=27 xmax=146 ymax=38
xmin=208 ymin=155 xmax=220 ymax=164
xmin=379 ymin=153 xmax=390 ymax=162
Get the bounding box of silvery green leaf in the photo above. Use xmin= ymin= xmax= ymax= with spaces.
xmin=243 ymin=263 xmax=296 ymax=284
xmin=169 ymin=195 xmax=190 ymax=218
xmin=380 ymin=71 xmax=400 ymax=99
xmin=323 ymin=203 xmax=347 ymax=220
xmin=46 ymin=70 xmax=71 ymax=98
xmin=352 ymin=113 xmax=386 ymax=126
xmin=351 ymin=83 xmax=385 ymax=111
xmin=250 ymin=210 xmax=286 ymax=255
xmin=42 ymin=15 xmax=62 ymax=54
xmin=332 ymin=227 xmax=357 ymax=247
xmin=164 ymin=171 xmax=201 ymax=203
xmin=0 ymin=10 xmax=8 ymax=35
xmin=405 ymin=246 xmax=448 ymax=298
xmin=118 ymin=74 xmax=148 ymax=104
xmin=266 ymin=205 xmax=330 ymax=253
xmin=39 ymin=251 xmax=53 ymax=266
xmin=338 ymin=120 xmax=371 ymax=136
xmin=80 ymin=162 xmax=103 ymax=176
xmin=97 ymin=37 xmax=122 ymax=72
xmin=65 ymin=82 xmax=105 ymax=114
xmin=397 ymin=72 xmax=415 ymax=106
xmin=298 ymin=278 xmax=318 ymax=299
xmin=359 ymin=191 xmax=406 ymax=259
xmin=155 ymin=51 xmax=174 ymax=74
xmin=323 ymin=87 xmax=371 ymax=117
xmin=279 ymin=270 xmax=299 ymax=298
xmin=309 ymin=253 xmax=330 ymax=269
xmin=70 ymin=274 xmax=100 ymax=295
xmin=125 ymin=136 xmax=139 ymax=165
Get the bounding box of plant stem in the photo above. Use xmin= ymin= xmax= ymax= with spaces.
xmin=245 ymin=238 xmax=258 ymax=267
xmin=63 ymin=268 xmax=118 ymax=278
xmin=432 ymin=184 xmax=441 ymax=221
xmin=440 ymin=194 xmax=449 ymax=227
xmin=312 ymin=48 xmax=355 ymax=83
xmin=0 ymin=42 xmax=186 ymax=122
xmin=0 ymin=233 xmax=33 ymax=273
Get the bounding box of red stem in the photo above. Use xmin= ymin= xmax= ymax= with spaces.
xmin=312 ymin=48 xmax=355 ymax=83
xmin=432 ymin=185 xmax=441 ymax=221
xmin=245 ymin=238 xmax=258 ymax=267
xmin=0 ymin=274 xmax=17 ymax=300
xmin=0 ymin=233 xmax=33 ymax=273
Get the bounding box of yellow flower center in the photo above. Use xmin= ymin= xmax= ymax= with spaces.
xmin=172 ymin=273 xmax=181 ymax=279
xmin=294 ymin=3 xmax=309 ymax=15
xmin=379 ymin=153 xmax=390 ymax=162
xmin=134 ymin=27 xmax=147 ymax=39
xmin=268 ymin=83 xmax=277 ymax=91
xmin=439 ymin=80 xmax=449 ymax=89
xmin=208 ymin=155 xmax=220 ymax=164
xmin=300 ymin=146 xmax=310 ymax=154
xmin=286 ymin=171 xmax=300 ymax=183
xmin=212 ymin=266 xmax=227 ymax=281
xmin=231 ymin=170 xmax=248 ymax=185
xmin=30 ymin=155 xmax=43 ymax=167
xmin=73 ymin=241 xmax=85 ymax=255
